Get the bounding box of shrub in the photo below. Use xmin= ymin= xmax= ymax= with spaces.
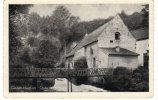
xmin=103 ymin=66 xmax=149 ymax=92
xmin=71 ymin=57 xmax=88 ymax=85
xmin=134 ymin=82 xmax=149 ymax=92
xmin=74 ymin=57 xmax=88 ymax=68
xmin=113 ymin=67 xmax=132 ymax=79
xmin=58 ymin=61 xmax=65 ymax=68
xmin=103 ymin=72 xmax=133 ymax=91
xmin=132 ymin=66 xmax=149 ymax=84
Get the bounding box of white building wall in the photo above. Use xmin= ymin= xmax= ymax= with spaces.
xmin=73 ymin=48 xmax=85 ymax=60
xmin=98 ymin=49 xmax=108 ymax=68
xmin=85 ymin=42 xmax=98 ymax=68
xmin=136 ymin=39 xmax=149 ymax=66
xmin=98 ymin=14 xmax=136 ymax=52
xmin=108 ymin=55 xmax=138 ymax=69
xmin=65 ymin=56 xmax=74 ymax=69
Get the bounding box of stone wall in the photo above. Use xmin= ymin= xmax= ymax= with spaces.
xmin=98 ymin=14 xmax=136 ymax=52
xmin=108 ymin=55 xmax=138 ymax=69
xmin=85 ymin=42 xmax=98 ymax=68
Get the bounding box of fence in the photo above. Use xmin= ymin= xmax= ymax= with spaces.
xmin=9 ymin=68 xmax=114 ymax=92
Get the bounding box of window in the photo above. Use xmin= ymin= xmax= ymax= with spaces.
xmin=68 ymin=63 xmax=70 ymax=69
xmin=110 ymin=40 xmax=113 ymax=43
xmin=90 ymin=47 xmax=93 ymax=55
xmin=93 ymin=58 xmax=96 ymax=68
xmin=144 ymin=53 xmax=149 ymax=67
xmin=115 ymin=32 xmax=120 ymax=40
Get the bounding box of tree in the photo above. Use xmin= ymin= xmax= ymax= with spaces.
xmin=69 ymin=17 xmax=112 ymax=42
xmin=45 ymin=5 xmax=81 ymax=53
xmin=141 ymin=4 xmax=149 ymax=28
xmin=26 ymin=37 xmax=39 ymax=47
xmin=28 ymin=12 xmax=41 ymax=34
xmin=32 ymin=40 xmax=60 ymax=68
xmin=119 ymin=10 xmax=128 ymax=18
xmin=9 ymin=5 xmax=32 ymax=66
xmin=18 ymin=47 xmax=31 ymax=64
xmin=119 ymin=11 xmax=143 ymax=30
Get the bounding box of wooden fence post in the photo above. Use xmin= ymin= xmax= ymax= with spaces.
xmin=67 ymin=77 xmax=69 ymax=92
xmin=70 ymin=78 xmax=72 ymax=92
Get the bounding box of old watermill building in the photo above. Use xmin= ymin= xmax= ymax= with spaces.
xmin=65 ymin=14 xmax=142 ymax=70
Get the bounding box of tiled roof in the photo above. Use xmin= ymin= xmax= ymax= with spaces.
xmin=66 ymin=20 xmax=111 ymax=58
xmin=100 ymin=47 xmax=139 ymax=56
xmin=131 ymin=28 xmax=149 ymax=41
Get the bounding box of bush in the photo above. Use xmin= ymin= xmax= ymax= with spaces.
xmin=58 ymin=61 xmax=65 ymax=68
xmin=71 ymin=57 xmax=88 ymax=85
xmin=104 ymin=71 xmax=133 ymax=91
xmin=74 ymin=57 xmax=88 ymax=68
xmin=132 ymin=66 xmax=149 ymax=83
xmin=134 ymin=82 xmax=149 ymax=92
xmin=37 ymin=78 xmax=55 ymax=88
xmin=103 ymin=66 xmax=149 ymax=92
xmin=113 ymin=67 xmax=132 ymax=78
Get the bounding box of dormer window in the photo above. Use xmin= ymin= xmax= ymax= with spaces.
xmin=115 ymin=32 xmax=120 ymax=40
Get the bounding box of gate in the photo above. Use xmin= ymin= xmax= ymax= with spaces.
xmin=9 ymin=68 xmax=113 ymax=92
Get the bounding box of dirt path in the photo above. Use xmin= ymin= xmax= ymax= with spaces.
xmin=45 ymin=78 xmax=108 ymax=92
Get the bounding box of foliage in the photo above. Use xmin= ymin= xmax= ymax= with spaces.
xmin=119 ymin=11 xmax=143 ymax=31
xmin=31 ymin=40 xmax=60 ymax=68
xmin=141 ymin=4 xmax=149 ymax=28
xmin=18 ymin=47 xmax=31 ymax=64
xmin=70 ymin=17 xmax=113 ymax=42
xmin=27 ymin=37 xmax=39 ymax=47
xmin=103 ymin=67 xmax=149 ymax=92
xmin=37 ymin=78 xmax=55 ymax=91
xmin=74 ymin=57 xmax=88 ymax=68
xmin=58 ymin=61 xmax=65 ymax=68
xmin=71 ymin=57 xmax=88 ymax=85
xmin=9 ymin=5 xmax=32 ymax=65
xmin=28 ymin=12 xmax=41 ymax=35
xmin=10 ymin=5 xmax=149 ymax=69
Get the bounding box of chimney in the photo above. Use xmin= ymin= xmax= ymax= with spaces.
xmin=116 ymin=46 xmax=120 ymax=52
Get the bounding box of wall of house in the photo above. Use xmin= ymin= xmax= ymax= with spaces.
xmin=108 ymin=55 xmax=138 ymax=69
xmin=98 ymin=14 xmax=136 ymax=52
xmin=98 ymin=49 xmax=108 ymax=68
xmin=85 ymin=42 xmax=99 ymax=68
xmin=73 ymin=48 xmax=85 ymax=60
xmin=136 ymin=39 xmax=149 ymax=66
xmin=65 ymin=56 xmax=74 ymax=69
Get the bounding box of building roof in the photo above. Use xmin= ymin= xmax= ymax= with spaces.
xmin=66 ymin=19 xmax=111 ymax=58
xmin=131 ymin=28 xmax=149 ymax=41
xmin=100 ymin=47 xmax=139 ymax=56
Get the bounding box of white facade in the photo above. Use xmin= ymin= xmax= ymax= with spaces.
xmin=98 ymin=14 xmax=136 ymax=52
xmin=66 ymin=14 xmax=138 ymax=69
xmin=136 ymin=39 xmax=149 ymax=66
xmin=84 ymin=42 xmax=98 ymax=68
xmin=108 ymin=55 xmax=138 ymax=69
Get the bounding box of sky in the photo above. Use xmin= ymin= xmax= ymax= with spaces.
xmin=29 ymin=4 xmax=144 ymax=21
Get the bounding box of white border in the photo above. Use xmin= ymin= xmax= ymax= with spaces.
xmin=3 ymin=0 xmax=154 ymax=99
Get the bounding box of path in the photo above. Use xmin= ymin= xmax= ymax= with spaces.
xmin=45 ymin=78 xmax=108 ymax=92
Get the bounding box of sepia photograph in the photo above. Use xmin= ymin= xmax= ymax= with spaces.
xmin=3 ymin=0 xmax=155 ymax=98
xmin=8 ymin=4 xmax=150 ymax=92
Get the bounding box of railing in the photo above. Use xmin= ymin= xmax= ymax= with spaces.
xmin=9 ymin=68 xmax=114 ymax=78
xmin=9 ymin=68 xmax=114 ymax=92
